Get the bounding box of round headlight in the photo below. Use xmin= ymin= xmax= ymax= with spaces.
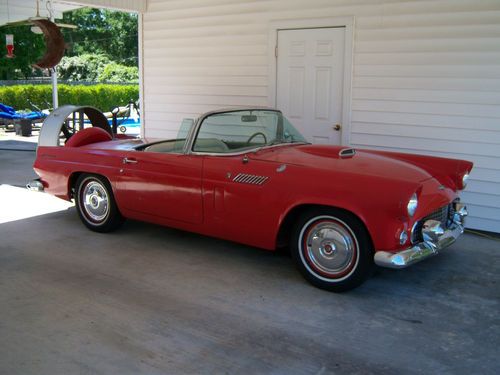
xmin=462 ymin=173 xmax=469 ymax=189
xmin=407 ymin=193 xmax=418 ymax=217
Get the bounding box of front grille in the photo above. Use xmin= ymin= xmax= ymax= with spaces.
xmin=426 ymin=205 xmax=450 ymax=224
xmin=411 ymin=204 xmax=454 ymax=243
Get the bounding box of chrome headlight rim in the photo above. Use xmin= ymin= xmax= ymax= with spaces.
xmin=461 ymin=173 xmax=469 ymax=190
xmin=407 ymin=192 xmax=418 ymax=217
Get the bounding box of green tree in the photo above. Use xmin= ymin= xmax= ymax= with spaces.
xmin=58 ymin=53 xmax=111 ymax=81
xmin=62 ymin=8 xmax=138 ymax=66
xmin=0 ymin=7 xmax=138 ymax=80
xmin=0 ymin=25 xmax=46 ymax=79
xmin=98 ymin=62 xmax=138 ymax=83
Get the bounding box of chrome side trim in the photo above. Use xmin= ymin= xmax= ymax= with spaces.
xmin=374 ymin=205 xmax=467 ymax=269
xmin=189 ymin=142 xmax=308 ymax=157
xmin=276 ymin=164 xmax=287 ymax=173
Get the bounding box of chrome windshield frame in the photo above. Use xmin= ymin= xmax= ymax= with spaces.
xmin=183 ymin=107 xmax=304 ymax=156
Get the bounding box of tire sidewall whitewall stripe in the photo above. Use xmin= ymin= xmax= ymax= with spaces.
xmin=298 ymin=215 xmax=360 ymax=283
xmin=78 ymin=177 xmax=110 ymax=226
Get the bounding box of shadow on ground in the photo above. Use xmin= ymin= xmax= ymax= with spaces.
xmin=0 ymin=206 xmax=499 ymax=375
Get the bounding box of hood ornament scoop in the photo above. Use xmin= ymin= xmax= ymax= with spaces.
xmin=339 ymin=148 xmax=356 ymax=159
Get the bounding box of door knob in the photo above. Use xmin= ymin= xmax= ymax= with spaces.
xmin=333 ymin=124 xmax=342 ymax=131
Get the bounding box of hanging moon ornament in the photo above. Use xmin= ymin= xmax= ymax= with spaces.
xmin=32 ymin=19 xmax=65 ymax=69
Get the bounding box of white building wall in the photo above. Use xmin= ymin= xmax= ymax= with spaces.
xmin=143 ymin=0 xmax=500 ymax=233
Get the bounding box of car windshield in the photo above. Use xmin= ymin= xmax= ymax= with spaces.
xmin=193 ymin=110 xmax=307 ymax=153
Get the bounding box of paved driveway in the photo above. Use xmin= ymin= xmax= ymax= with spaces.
xmin=0 ymin=146 xmax=499 ymax=375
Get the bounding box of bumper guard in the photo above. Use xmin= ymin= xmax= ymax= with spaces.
xmin=374 ymin=204 xmax=467 ymax=269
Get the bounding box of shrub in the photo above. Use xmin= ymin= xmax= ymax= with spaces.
xmin=98 ymin=63 xmax=138 ymax=83
xmin=58 ymin=54 xmax=138 ymax=83
xmin=0 ymin=84 xmax=139 ymax=112
xmin=58 ymin=54 xmax=111 ymax=82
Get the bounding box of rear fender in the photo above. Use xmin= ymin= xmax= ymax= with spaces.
xmin=34 ymin=146 xmax=121 ymax=201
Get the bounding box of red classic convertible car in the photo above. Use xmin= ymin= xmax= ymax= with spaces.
xmin=30 ymin=106 xmax=472 ymax=292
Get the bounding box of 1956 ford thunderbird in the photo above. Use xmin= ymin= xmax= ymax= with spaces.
xmin=29 ymin=106 xmax=473 ymax=292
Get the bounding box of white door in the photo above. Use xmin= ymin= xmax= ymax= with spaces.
xmin=276 ymin=27 xmax=345 ymax=145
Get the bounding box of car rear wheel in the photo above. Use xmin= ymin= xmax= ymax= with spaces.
xmin=291 ymin=208 xmax=373 ymax=292
xmin=75 ymin=174 xmax=124 ymax=232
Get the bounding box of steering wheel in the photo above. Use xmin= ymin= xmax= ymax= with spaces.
xmin=246 ymin=132 xmax=267 ymax=145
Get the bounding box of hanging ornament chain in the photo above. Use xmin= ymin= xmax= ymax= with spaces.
xmin=46 ymin=0 xmax=55 ymax=21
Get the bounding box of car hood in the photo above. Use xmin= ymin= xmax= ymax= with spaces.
xmin=251 ymin=144 xmax=433 ymax=184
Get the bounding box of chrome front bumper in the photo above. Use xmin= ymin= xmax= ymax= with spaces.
xmin=374 ymin=204 xmax=467 ymax=269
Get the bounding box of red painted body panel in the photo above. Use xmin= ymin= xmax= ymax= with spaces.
xmin=34 ymin=136 xmax=472 ymax=253
xmin=115 ymin=151 xmax=203 ymax=224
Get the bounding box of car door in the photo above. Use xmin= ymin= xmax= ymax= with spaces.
xmin=202 ymin=153 xmax=283 ymax=249
xmin=190 ymin=109 xmax=293 ymax=248
xmin=117 ymin=150 xmax=203 ymax=224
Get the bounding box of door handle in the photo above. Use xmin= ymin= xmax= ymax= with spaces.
xmin=333 ymin=124 xmax=342 ymax=131
xmin=123 ymin=157 xmax=138 ymax=164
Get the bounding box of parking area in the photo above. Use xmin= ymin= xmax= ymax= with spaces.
xmin=0 ymin=138 xmax=499 ymax=375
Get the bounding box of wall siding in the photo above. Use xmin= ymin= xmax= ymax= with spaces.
xmin=143 ymin=0 xmax=500 ymax=233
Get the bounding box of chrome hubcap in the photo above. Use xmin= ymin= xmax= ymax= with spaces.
xmin=82 ymin=181 xmax=109 ymax=222
xmin=304 ymin=220 xmax=356 ymax=276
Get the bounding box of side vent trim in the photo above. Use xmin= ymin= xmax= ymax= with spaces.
xmin=233 ymin=173 xmax=269 ymax=185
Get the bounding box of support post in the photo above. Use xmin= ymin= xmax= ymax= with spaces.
xmin=49 ymin=1 xmax=58 ymax=109
xmin=51 ymin=67 xmax=58 ymax=109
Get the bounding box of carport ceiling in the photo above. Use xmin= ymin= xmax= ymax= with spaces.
xmin=0 ymin=0 xmax=80 ymax=25
xmin=1 ymin=0 xmax=146 ymax=26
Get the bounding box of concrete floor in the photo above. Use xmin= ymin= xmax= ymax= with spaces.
xmin=0 ymin=139 xmax=499 ymax=375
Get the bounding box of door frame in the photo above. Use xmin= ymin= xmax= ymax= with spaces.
xmin=268 ymin=17 xmax=354 ymax=146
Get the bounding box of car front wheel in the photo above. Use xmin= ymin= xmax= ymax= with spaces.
xmin=75 ymin=174 xmax=124 ymax=232
xmin=291 ymin=208 xmax=373 ymax=292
